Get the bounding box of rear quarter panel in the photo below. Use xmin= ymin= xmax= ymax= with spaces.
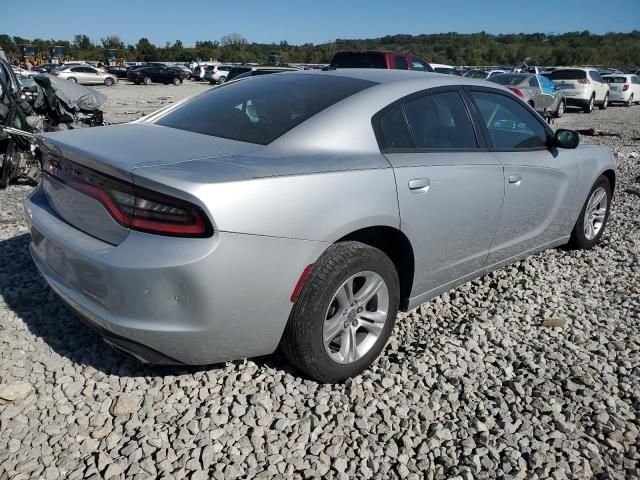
xmin=570 ymin=144 xmax=617 ymax=224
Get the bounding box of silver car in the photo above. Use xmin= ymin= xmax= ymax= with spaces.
xmin=53 ymin=65 xmax=118 ymax=86
xmin=489 ymin=73 xmax=566 ymax=118
xmin=24 ymin=70 xmax=616 ymax=382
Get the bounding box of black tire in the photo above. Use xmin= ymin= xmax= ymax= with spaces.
xmin=218 ymin=76 xmax=227 ymax=84
xmin=528 ymin=101 xmax=535 ymax=109
xmin=133 ymin=80 xmax=140 ymax=85
xmin=281 ymin=241 xmax=400 ymax=383
xmin=143 ymin=77 xmax=152 ymax=85
xmin=568 ymin=175 xmax=612 ymax=250
xmin=599 ymin=93 xmax=608 ymax=110
xmin=172 ymin=77 xmax=181 ymax=86
xmin=583 ymin=95 xmax=595 ymax=113
xmin=104 ymin=77 xmax=114 ymax=86
xmin=67 ymin=77 xmax=78 ymax=83
xmin=625 ymin=94 xmax=633 ymax=107
xmin=554 ymin=100 xmax=565 ymax=118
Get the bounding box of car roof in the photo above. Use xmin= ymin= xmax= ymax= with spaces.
xmin=301 ymin=68 xmax=496 ymax=87
xmin=602 ymin=73 xmax=633 ymax=78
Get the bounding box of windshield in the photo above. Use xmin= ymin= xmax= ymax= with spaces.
xmin=330 ymin=52 xmax=386 ymax=69
xmin=490 ymin=74 xmax=528 ymax=86
xmin=464 ymin=70 xmax=488 ymax=79
xmin=549 ymin=69 xmax=586 ymax=80
xmin=153 ymin=74 xmax=376 ymax=145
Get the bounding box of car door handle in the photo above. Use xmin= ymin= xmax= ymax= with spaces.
xmin=408 ymin=177 xmax=430 ymax=192
xmin=509 ymin=174 xmax=522 ymax=184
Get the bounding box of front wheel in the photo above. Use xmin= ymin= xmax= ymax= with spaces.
xmin=599 ymin=93 xmax=609 ymax=110
xmin=67 ymin=77 xmax=78 ymax=83
xmin=172 ymin=77 xmax=181 ymax=86
xmin=281 ymin=241 xmax=400 ymax=383
xmin=568 ymin=175 xmax=612 ymax=249
xmin=104 ymin=77 xmax=115 ymax=86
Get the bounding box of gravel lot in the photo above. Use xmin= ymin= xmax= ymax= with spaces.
xmin=0 ymin=89 xmax=639 ymax=479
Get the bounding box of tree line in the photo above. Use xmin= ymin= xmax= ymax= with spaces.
xmin=1 ymin=31 xmax=639 ymax=66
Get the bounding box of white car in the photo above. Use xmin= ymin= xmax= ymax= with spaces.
xmin=11 ymin=65 xmax=36 ymax=79
xmin=52 ymin=65 xmax=118 ymax=86
xmin=430 ymin=63 xmax=461 ymax=76
xmin=548 ymin=68 xmax=609 ymax=113
xmin=603 ymin=74 xmax=640 ymax=107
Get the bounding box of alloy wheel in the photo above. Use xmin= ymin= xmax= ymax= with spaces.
xmin=583 ymin=187 xmax=608 ymax=240
xmin=323 ymin=271 xmax=389 ymax=364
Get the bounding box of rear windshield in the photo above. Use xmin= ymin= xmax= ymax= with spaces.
xmin=464 ymin=70 xmax=488 ymax=79
xmin=603 ymin=76 xmax=627 ymax=84
xmin=154 ymin=74 xmax=376 ymax=145
xmin=490 ymin=74 xmax=528 ymax=86
xmin=330 ymin=52 xmax=386 ymax=69
xmin=549 ymin=69 xmax=586 ymax=80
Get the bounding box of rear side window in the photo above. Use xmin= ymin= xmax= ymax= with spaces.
xmin=330 ymin=52 xmax=386 ymax=69
xmin=378 ymin=108 xmax=412 ymax=149
xmin=403 ymin=92 xmax=477 ymax=149
xmin=154 ymin=74 xmax=376 ymax=145
xmin=471 ymin=91 xmax=547 ymax=149
xmin=393 ymin=56 xmax=409 ymax=70
xmin=549 ymin=69 xmax=586 ymax=80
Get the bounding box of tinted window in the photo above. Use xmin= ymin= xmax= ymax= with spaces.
xmin=403 ymin=92 xmax=477 ymax=149
xmin=378 ymin=107 xmax=412 ymax=149
xmin=330 ymin=52 xmax=386 ymax=69
xmin=227 ymin=67 xmax=251 ymax=81
xmin=471 ymin=91 xmax=547 ymax=149
xmin=549 ymin=69 xmax=586 ymax=80
xmin=464 ymin=70 xmax=488 ymax=79
xmin=528 ymin=76 xmax=539 ymax=88
xmin=412 ymin=59 xmax=434 ymax=72
xmin=393 ymin=56 xmax=408 ymax=70
xmin=590 ymin=71 xmax=603 ymax=82
xmin=154 ymin=74 xmax=376 ymax=145
xmin=490 ymin=74 xmax=528 ymax=86
xmin=603 ymin=76 xmax=627 ymax=84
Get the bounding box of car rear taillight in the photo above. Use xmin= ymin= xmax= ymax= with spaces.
xmin=509 ymin=87 xmax=524 ymax=97
xmin=577 ymin=78 xmax=590 ymax=84
xmin=42 ymin=156 xmax=213 ymax=238
xmin=622 ymin=84 xmax=630 ymax=91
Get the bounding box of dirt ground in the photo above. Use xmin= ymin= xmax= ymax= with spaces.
xmin=94 ymin=80 xmax=211 ymax=124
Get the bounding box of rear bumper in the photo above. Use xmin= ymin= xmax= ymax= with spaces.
xmin=24 ymin=185 xmax=327 ymax=365
xmin=609 ymin=90 xmax=631 ymax=102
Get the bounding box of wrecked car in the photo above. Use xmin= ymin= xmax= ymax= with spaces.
xmin=0 ymin=53 xmax=107 ymax=188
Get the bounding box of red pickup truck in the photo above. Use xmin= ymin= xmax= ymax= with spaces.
xmin=329 ymin=50 xmax=434 ymax=72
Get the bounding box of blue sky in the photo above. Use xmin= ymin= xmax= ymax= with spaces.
xmin=3 ymin=0 xmax=639 ymax=46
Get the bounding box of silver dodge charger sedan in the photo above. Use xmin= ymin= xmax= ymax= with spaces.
xmin=24 ymin=70 xmax=616 ymax=382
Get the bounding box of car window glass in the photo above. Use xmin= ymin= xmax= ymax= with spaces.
xmin=393 ymin=56 xmax=409 ymax=70
xmin=549 ymin=69 xmax=586 ymax=80
xmin=471 ymin=91 xmax=547 ymax=149
xmin=528 ymin=76 xmax=539 ymax=88
xmin=413 ymin=61 xmax=427 ymax=72
xmin=403 ymin=91 xmax=477 ymax=149
xmin=539 ymin=75 xmax=555 ymax=93
xmin=154 ymin=74 xmax=376 ymax=145
xmin=604 ymin=77 xmax=626 ymax=84
xmin=379 ymin=107 xmax=412 ymax=149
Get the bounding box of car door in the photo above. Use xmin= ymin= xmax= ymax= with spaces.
xmin=633 ymin=76 xmax=640 ymax=101
xmin=85 ymin=67 xmax=100 ymax=84
xmin=375 ymin=88 xmax=504 ymax=298
xmin=528 ymin=75 xmax=548 ymax=110
xmin=466 ymin=88 xmax=579 ymax=267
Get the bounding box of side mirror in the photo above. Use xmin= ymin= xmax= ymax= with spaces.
xmin=553 ymin=129 xmax=579 ymax=149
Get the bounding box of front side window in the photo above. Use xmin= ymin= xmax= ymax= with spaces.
xmin=403 ymin=91 xmax=477 ymax=149
xmin=153 ymin=74 xmax=376 ymax=145
xmin=470 ymin=91 xmax=548 ymax=149
xmin=393 ymin=56 xmax=409 ymax=70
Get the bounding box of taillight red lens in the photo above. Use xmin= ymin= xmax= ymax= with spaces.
xmin=623 ymin=84 xmax=630 ymax=91
xmin=42 ymin=156 xmax=213 ymax=238
xmin=509 ymin=87 xmax=524 ymax=97
xmin=577 ymin=78 xmax=590 ymax=84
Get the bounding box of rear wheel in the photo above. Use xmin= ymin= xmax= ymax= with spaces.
xmin=599 ymin=93 xmax=609 ymax=110
xmin=583 ymin=95 xmax=595 ymax=113
xmin=218 ymin=76 xmax=227 ymax=84
xmin=133 ymin=80 xmax=140 ymax=85
xmin=568 ymin=175 xmax=612 ymax=249
xmin=281 ymin=241 xmax=400 ymax=383
xmin=625 ymin=94 xmax=634 ymax=107
xmin=172 ymin=77 xmax=181 ymax=86
xmin=554 ymin=100 xmax=565 ymax=118
xmin=67 ymin=77 xmax=77 ymax=83
xmin=104 ymin=77 xmax=114 ymax=86
xmin=143 ymin=77 xmax=152 ymax=85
